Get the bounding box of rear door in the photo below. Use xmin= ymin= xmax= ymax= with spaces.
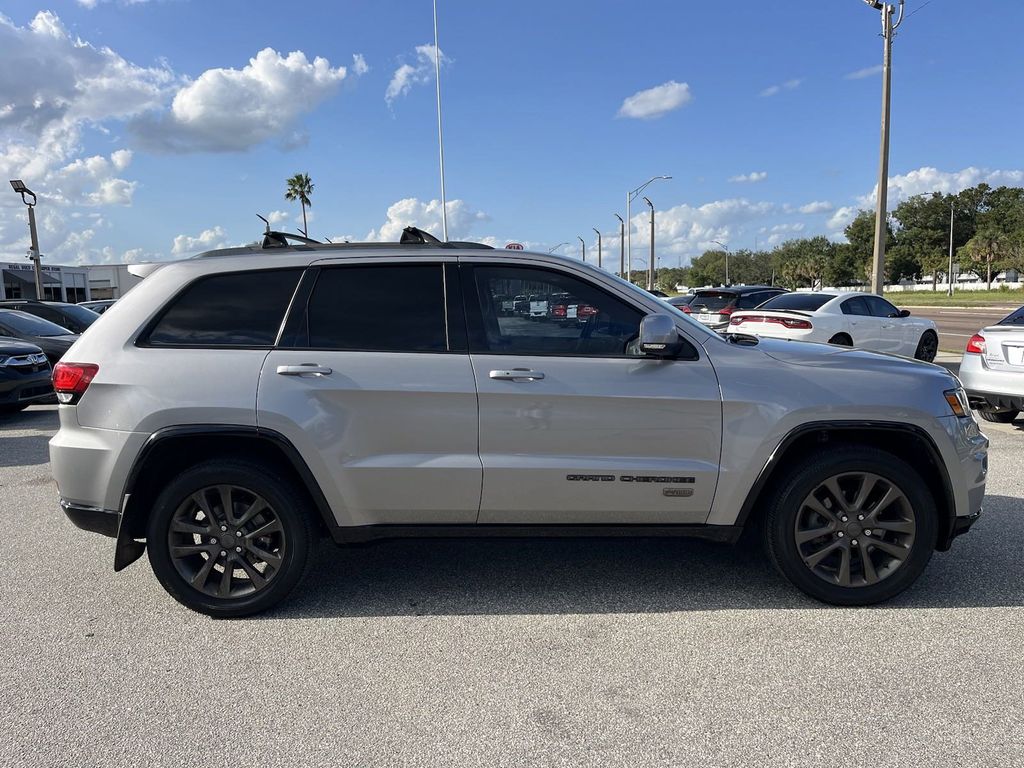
xmin=840 ymin=296 xmax=883 ymax=350
xmin=463 ymin=260 xmax=722 ymax=525
xmin=257 ymin=260 xmax=481 ymax=527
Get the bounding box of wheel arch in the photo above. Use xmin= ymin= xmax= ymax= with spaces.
xmin=736 ymin=421 xmax=957 ymax=550
xmin=115 ymin=425 xmax=338 ymax=571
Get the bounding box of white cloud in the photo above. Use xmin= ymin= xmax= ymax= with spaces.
xmin=858 ymin=166 xmax=1024 ymax=208
xmin=133 ymin=48 xmax=348 ymax=152
xmin=844 ymin=65 xmax=882 ymax=80
xmin=759 ymin=78 xmax=802 ymax=97
xmin=171 ymin=226 xmax=227 ymax=256
xmin=728 ymin=171 xmax=768 ymax=184
xmin=365 ymin=198 xmax=488 ymax=242
xmin=385 ymin=44 xmax=448 ymax=106
xmin=827 ymin=206 xmax=860 ymax=233
xmin=799 ymin=200 xmax=834 ymax=214
xmin=352 ymin=53 xmax=369 ymax=76
xmin=616 ymin=81 xmax=693 ymax=120
xmin=266 ymin=210 xmax=290 ymax=227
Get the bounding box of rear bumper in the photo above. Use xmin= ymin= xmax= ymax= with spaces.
xmin=965 ymin=390 xmax=1024 ymax=412
xmin=60 ymin=498 xmax=119 ymax=538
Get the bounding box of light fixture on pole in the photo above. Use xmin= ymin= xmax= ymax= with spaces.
xmin=614 ymin=214 xmax=625 ymax=279
xmin=592 ymin=228 xmax=602 ymax=270
xmin=548 ymin=242 xmax=569 ymax=253
xmin=578 ymin=235 xmax=586 ymax=263
xmin=862 ymin=0 xmax=905 ymax=295
xmin=626 ymin=175 xmax=671 ymax=281
xmin=643 ymin=197 xmax=656 ymax=291
xmin=711 ymin=239 xmax=730 ymax=286
xmin=9 ymin=180 xmax=44 ymax=300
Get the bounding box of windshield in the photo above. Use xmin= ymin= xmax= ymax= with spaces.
xmin=690 ymin=292 xmax=738 ymax=312
xmin=0 ymin=309 xmax=74 ymax=337
xmin=59 ymin=304 xmax=100 ymax=327
xmin=759 ymin=293 xmax=833 ymax=311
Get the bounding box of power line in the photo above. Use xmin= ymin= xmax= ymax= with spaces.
xmin=905 ymin=0 xmax=936 ymax=20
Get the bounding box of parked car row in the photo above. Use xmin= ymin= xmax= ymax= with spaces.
xmin=501 ymin=292 xmax=600 ymax=327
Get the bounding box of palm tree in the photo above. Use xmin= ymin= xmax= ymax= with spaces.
xmin=285 ymin=173 xmax=314 ymax=237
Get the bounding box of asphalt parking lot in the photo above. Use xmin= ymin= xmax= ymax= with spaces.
xmin=2 ymin=406 xmax=1022 ymax=767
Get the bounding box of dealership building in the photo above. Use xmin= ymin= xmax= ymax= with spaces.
xmin=1 ymin=261 xmax=142 ymax=302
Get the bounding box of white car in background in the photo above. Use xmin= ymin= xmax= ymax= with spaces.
xmin=958 ymin=305 xmax=1024 ymax=423
xmin=725 ymin=291 xmax=939 ymax=361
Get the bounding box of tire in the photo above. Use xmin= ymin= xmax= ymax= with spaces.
xmin=764 ymin=447 xmax=938 ymax=606
xmin=828 ymin=333 xmax=853 ymax=347
xmin=914 ymin=330 xmax=938 ymax=362
xmin=146 ymin=460 xmax=314 ymax=617
xmin=978 ymin=409 xmax=1019 ymax=423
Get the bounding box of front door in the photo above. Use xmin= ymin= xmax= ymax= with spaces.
xmin=462 ymin=261 xmax=723 ymax=525
xmin=258 ymin=261 xmax=482 ymax=527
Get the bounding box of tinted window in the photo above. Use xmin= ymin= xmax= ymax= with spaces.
xmin=840 ymin=297 xmax=871 ymax=316
xmin=667 ymin=295 xmax=695 ymax=307
xmin=737 ymin=291 xmax=777 ymax=309
xmin=56 ymin=304 xmax=100 ymax=328
xmin=468 ymin=265 xmax=643 ymax=357
xmin=0 ymin=309 xmax=73 ymax=336
xmin=690 ymin=292 xmax=738 ymax=312
xmin=760 ymin=293 xmax=833 ymax=311
xmin=864 ymin=296 xmax=900 ymax=318
xmin=305 ymin=265 xmax=447 ymax=352
xmin=146 ymin=269 xmax=302 ymax=346
xmin=998 ymin=307 xmax=1024 ymax=325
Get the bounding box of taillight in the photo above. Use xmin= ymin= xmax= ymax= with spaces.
xmin=719 ymin=306 xmax=735 ymax=315
xmin=682 ymin=305 xmax=692 ymax=314
xmin=52 ymin=362 xmax=98 ymax=404
xmin=965 ymin=334 xmax=986 ymax=354
xmin=730 ymin=316 xmax=743 ymax=325
xmin=780 ymin=318 xmax=812 ymax=329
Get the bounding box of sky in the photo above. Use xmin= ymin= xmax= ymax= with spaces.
xmin=1 ymin=0 xmax=1022 ymax=271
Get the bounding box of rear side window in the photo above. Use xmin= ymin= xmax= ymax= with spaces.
xmin=840 ymin=297 xmax=871 ymax=316
xmin=999 ymin=307 xmax=1024 ymax=325
xmin=760 ymin=293 xmax=832 ymax=311
xmin=145 ymin=269 xmax=302 ymax=346
xmin=304 ymin=264 xmax=447 ymax=352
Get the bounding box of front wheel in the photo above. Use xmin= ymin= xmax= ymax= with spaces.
xmin=914 ymin=330 xmax=938 ymax=362
xmin=146 ymin=461 xmax=314 ymax=617
xmin=764 ymin=447 xmax=937 ymax=605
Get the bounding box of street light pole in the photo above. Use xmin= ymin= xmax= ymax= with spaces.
xmin=712 ymin=239 xmax=730 ymax=286
xmin=614 ymin=214 xmax=624 ymax=280
xmin=548 ymin=242 xmax=569 ymax=253
xmin=947 ymin=200 xmax=955 ymax=297
xmin=9 ymin=180 xmax=43 ymax=299
xmin=643 ymin=197 xmax=655 ymax=291
xmin=592 ymin=228 xmax=602 ymax=270
xmin=578 ymin=235 xmax=586 ymax=263
xmin=863 ymin=0 xmax=905 ymax=295
xmin=627 ymin=175 xmax=671 ymax=282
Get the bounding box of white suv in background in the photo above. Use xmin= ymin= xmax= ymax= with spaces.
xmin=49 ymin=229 xmax=987 ymax=616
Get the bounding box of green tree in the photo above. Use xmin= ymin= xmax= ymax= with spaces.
xmin=285 ymin=172 xmax=315 ymax=237
xmin=844 ymin=210 xmax=891 ymax=284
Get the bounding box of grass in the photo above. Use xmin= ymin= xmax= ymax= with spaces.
xmin=883 ymin=288 xmax=1024 ymax=308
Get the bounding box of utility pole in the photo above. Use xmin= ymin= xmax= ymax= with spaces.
xmin=593 ymin=228 xmax=602 ymax=269
xmin=614 ymin=214 xmax=624 ymax=279
xmin=643 ymin=197 xmax=655 ymax=291
xmin=433 ymin=0 xmax=448 ymax=241
xmin=578 ymin=235 xmax=586 ymax=263
xmin=863 ymin=0 xmax=905 ymax=295
xmin=947 ymin=200 xmax=955 ymax=297
xmin=9 ymin=180 xmax=44 ymax=299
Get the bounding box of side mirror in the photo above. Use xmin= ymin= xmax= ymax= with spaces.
xmin=639 ymin=314 xmax=685 ymax=358
xmin=899 ymin=309 xmax=911 ymax=318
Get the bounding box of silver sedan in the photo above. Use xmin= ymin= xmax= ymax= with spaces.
xmin=959 ymin=305 xmax=1024 ymax=423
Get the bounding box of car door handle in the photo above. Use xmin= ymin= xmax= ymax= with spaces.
xmin=276 ymin=364 xmax=333 ymax=376
xmin=489 ymin=368 xmax=545 ymax=381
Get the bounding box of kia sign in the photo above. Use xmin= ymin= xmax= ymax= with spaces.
xmin=505 ymin=242 xmax=524 ymax=250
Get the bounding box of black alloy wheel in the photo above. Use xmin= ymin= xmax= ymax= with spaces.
xmin=914 ymin=331 xmax=939 ymax=362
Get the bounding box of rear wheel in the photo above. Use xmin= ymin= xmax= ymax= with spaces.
xmin=146 ymin=460 xmax=314 ymax=617
xmin=764 ymin=447 xmax=937 ymax=605
xmin=914 ymin=330 xmax=938 ymax=362
xmin=978 ymin=409 xmax=1019 ymax=423
xmin=828 ymin=333 xmax=853 ymax=347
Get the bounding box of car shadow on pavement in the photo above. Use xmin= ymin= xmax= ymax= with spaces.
xmin=0 ymin=408 xmax=57 ymax=467
xmin=270 ymin=493 xmax=1024 ymax=619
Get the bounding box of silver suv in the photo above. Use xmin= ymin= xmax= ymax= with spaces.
xmin=49 ymin=230 xmax=988 ymax=616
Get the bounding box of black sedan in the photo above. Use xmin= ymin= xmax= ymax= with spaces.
xmin=0 ymin=309 xmax=80 ymax=365
xmin=0 ymin=337 xmax=53 ymax=413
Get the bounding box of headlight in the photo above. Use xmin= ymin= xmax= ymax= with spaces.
xmin=944 ymin=387 xmax=971 ymax=418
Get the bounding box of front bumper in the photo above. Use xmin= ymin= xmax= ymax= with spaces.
xmin=60 ymin=499 xmax=119 ymax=538
xmin=0 ymin=369 xmax=53 ymax=406
xmin=941 ymin=507 xmax=982 ymax=549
